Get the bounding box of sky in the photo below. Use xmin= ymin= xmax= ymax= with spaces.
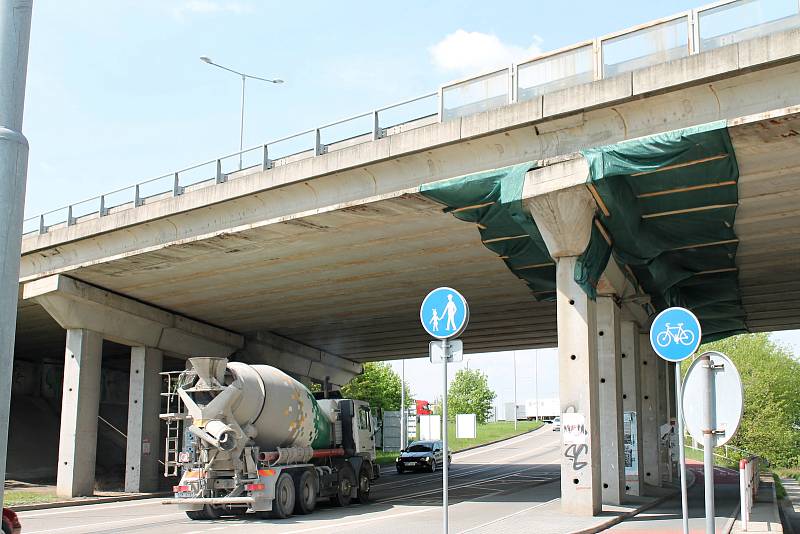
xmin=19 ymin=0 xmax=800 ymax=402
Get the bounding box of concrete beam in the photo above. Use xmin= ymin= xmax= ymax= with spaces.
xmin=620 ymin=320 xmax=644 ymax=496
xmin=23 ymin=275 xmax=243 ymax=358
xmin=237 ymin=332 xmax=363 ymax=387
xmin=597 ymin=296 xmax=625 ymax=505
xmin=57 ymin=329 xmax=102 ymax=497
xmin=125 ymin=346 xmax=163 ymax=493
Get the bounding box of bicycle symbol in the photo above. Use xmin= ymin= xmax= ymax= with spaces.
xmin=655 ymin=322 xmax=695 ymax=348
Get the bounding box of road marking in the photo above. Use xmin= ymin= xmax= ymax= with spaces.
xmin=24 ymin=511 xmax=181 ymax=534
xmin=456 ymin=497 xmax=559 ymax=533
xmin=274 ymin=506 xmax=436 ymax=533
xmin=19 ymin=498 xmax=164 ymax=519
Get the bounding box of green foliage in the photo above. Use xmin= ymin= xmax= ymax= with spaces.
xmin=340 ymin=362 xmax=413 ymax=412
xmin=699 ymin=333 xmax=800 ymax=467
xmin=447 ymin=369 xmax=496 ymax=424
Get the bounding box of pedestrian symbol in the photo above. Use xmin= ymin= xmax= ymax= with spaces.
xmin=420 ymin=287 xmax=469 ymax=340
xmin=649 ymin=307 xmax=701 ymax=362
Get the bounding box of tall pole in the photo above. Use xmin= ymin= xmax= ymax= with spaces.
xmin=702 ymin=353 xmax=716 ymax=533
xmin=401 ymin=359 xmax=406 ymax=450
xmin=534 ymin=349 xmax=539 ymax=420
xmin=442 ymin=339 xmax=449 ymax=534
xmin=676 ymin=363 xmax=689 ymax=534
xmin=0 ymin=0 xmax=33 ymax=507
xmin=513 ymin=351 xmax=517 ymax=430
xmin=238 ymin=74 xmax=245 ymax=170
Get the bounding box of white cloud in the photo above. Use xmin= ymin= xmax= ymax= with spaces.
xmin=429 ymin=30 xmax=542 ymax=76
xmin=172 ymin=1 xmax=253 ymax=19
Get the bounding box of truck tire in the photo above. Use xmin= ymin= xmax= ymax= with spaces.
xmin=186 ymin=505 xmax=222 ymax=520
xmin=293 ymin=470 xmax=317 ymax=515
xmin=330 ymin=463 xmax=355 ymax=507
xmin=355 ymin=465 xmax=371 ymax=503
xmin=270 ymin=472 xmax=296 ymax=519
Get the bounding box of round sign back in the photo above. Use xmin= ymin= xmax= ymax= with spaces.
xmin=650 ymin=307 xmax=702 ymax=362
xmin=681 ymin=351 xmax=743 ymax=448
xmin=420 ymin=287 xmax=469 ymax=340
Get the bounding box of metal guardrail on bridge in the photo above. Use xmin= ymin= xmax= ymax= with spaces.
xmin=23 ymin=0 xmax=800 ymax=236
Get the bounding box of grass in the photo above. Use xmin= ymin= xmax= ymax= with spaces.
xmin=3 ymin=490 xmax=60 ymax=507
xmin=773 ymin=473 xmax=787 ymax=499
xmin=375 ymin=420 xmax=543 ymax=466
xmin=774 ymin=467 xmax=800 ymax=482
xmin=683 ymin=445 xmax=739 ymax=469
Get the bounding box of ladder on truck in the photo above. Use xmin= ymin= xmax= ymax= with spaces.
xmin=160 ymin=371 xmax=186 ymax=477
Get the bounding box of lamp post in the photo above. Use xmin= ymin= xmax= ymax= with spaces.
xmin=200 ymin=56 xmax=283 ymax=170
xmin=513 ymin=351 xmax=517 ymax=431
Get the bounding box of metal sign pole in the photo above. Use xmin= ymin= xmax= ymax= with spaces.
xmin=676 ymin=363 xmax=689 ymax=534
xmin=442 ymin=338 xmax=449 ymax=534
xmin=702 ymin=353 xmax=716 ymax=534
xmin=401 ymin=359 xmax=406 ymax=450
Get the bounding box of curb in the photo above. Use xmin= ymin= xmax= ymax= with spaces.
xmin=9 ymin=491 xmax=171 ymax=512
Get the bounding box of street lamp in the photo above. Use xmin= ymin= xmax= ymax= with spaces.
xmin=200 ymin=56 xmax=283 ymax=169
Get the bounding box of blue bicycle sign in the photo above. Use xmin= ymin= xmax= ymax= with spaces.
xmin=649 ymin=307 xmax=701 ymax=362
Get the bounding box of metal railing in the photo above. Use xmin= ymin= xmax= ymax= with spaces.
xmin=22 ymin=0 xmax=800 ymax=236
xmin=740 ymin=455 xmax=761 ymax=530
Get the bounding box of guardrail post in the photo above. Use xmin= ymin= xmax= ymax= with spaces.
xmin=593 ymin=38 xmax=603 ymax=80
xmin=134 ymin=184 xmax=142 ymax=207
xmin=372 ymin=111 xmax=382 ymax=140
xmin=215 ymin=159 xmax=226 ymax=184
xmin=508 ymin=65 xmax=515 ymax=105
xmin=314 ymin=128 xmax=326 ymax=156
xmin=99 ymin=195 xmax=107 ymax=217
xmin=740 ymin=459 xmax=748 ymax=530
xmin=67 ymin=205 xmax=75 ymax=226
xmin=689 ymin=9 xmax=700 ymax=55
xmin=38 ymin=214 xmax=45 ymax=235
xmin=172 ymin=172 xmax=183 ymax=197
xmin=262 ymin=144 xmax=273 ymax=170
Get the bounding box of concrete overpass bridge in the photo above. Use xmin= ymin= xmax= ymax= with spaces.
xmin=8 ymin=0 xmax=800 ymax=516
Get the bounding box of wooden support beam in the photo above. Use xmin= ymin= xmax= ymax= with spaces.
xmin=451 ymin=201 xmax=494 ymax=213
xmin=482 ymin=234 xmax=529 ymax=244
xmin=629 ymin=154 xmax=729 ymax=177
xmin=669 ymin=238 xmax=739 ymax=251
xmin=694 ymin=267 xmax=738 ymax=276
xmin=476 ymin=223 xmax=487 ymax=230
xmin=515 ymin=262 xmax=555 ymax=271
xmin=587 ymin=183 xmax=611 ymax=217
xmin=636 ymin=181 xmax=736 ymax=199
xmin=641 ymin=203 xmax=738 ymax=219
xmin=594 ymin=219 xmax=613 ymax=245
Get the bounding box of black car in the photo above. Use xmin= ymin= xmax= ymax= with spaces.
xmin=396 ymin=440 xmax=452 ymax=473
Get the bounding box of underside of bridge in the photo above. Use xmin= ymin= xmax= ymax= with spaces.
xmin=8 ymin=28 xmax=800 ymax=514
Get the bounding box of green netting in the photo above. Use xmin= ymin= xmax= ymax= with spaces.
xmin=582 ymin=121 xmax=746 ymax=341
xmin=419 ymin=162 xmax=557 ymax=300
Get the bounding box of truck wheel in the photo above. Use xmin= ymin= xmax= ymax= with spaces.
xmin=330 ymin=463 xmax=355 ymax=507
xmin=186 ymin=505 xmax=222 ymax=520
xmin=270 ymin=472 xmax=296 ymax=519
xmin=293 ymin=470 xmax=317 ymax=515
xmin=355 ymin=466 xmax=371 ymax=503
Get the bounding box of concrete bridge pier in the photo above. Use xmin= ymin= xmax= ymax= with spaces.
xmin=620 ymin=320 xmax=645 ymax=496
xmin=528 ymin=186 xmax=602 ymax=516
xmin=596 ymin=296 xmax=625 ymax=505
xmin=639 ymin=334 xmax=662 ymax=489
xmin=125 ymin=346 xmax=163 ymax=493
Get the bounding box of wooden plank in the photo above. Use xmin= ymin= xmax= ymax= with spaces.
xmin=482 ymin=234 xmax=529 ymax=244
xmin=641 ymin=203 xmax=738 ymax=219
xmin=476 ymin=223 xmax=487 ymax=230
xmin=629 ymin=154 xmax=729 ymax=177
xmin=451 ymin=201 xmax=494 ymax=213
xmin=669 ymin=238 xmax=739 ymax=251
xmin=594 ymin=219 xmax=612 ymax=245
xmin=515 ymin=262 xmax=556 ymax=271
xmin=587 ymin=183 xmax=611 ymax=217
xmin=636 ymin=181 xmax=736 ymax=198
xmin=693 ymin=267 xmax=738 ymax=276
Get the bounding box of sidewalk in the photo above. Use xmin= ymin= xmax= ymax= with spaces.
xmin=779 ymin=476 xmax=800 ymax=533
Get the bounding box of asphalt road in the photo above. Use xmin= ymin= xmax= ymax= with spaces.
xmin=18 ymin=427 xmax=562 ymax=534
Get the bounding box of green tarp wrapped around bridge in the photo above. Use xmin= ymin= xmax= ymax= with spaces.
xmin=419 ymin=121 xmax=746 ymax=342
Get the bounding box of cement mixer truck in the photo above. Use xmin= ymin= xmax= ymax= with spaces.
xmin=160 ymin=357 xmax=379 ymax=520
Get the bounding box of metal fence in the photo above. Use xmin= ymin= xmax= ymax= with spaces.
xmin=23 ymin=0 xmax=800 ymax=236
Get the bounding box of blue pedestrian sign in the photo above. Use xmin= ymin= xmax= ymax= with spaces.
xmin=649 ymin=307 xmax=702 ymax=362
xmin=420 ymin=287 xmax=469 ymax=340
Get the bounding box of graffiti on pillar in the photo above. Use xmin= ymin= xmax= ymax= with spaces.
xmin=564 ymin=444 xmax=588 ymax=470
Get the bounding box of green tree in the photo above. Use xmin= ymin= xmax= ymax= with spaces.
xmin=698 ymin=333 xmax=800 ymax=467
xmin=447 ymin=369 xmax=496 ymax=424
xmin=341 ymin=362 xmax=413 ymax=412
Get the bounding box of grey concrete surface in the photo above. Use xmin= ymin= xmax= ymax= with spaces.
xmin=17 ymin=428 xmax=566 ymax=534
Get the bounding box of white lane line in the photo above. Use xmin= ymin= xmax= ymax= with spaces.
xmin=19 ymin=498 xmax=162 ymax=519
xmin=274 ymin=506 xmax=436 ymax=533
xmin=24 ymin=512 xmax=181 ymax=534
xmin=456 ymin=497 xmax=559 ymax=533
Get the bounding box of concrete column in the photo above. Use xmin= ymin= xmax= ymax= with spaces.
xmin=556 ymin=257 xmax=602 ymax=515
xmin=659 ymin=360 xmax=673 ymax=483
xmin=596 ymin=296 xmax=624 ymax=505
xmin=57 ymin=329 xmax=103 ymax=497
xmin=639 ymin=333 xmax=661 ymax=490
xmin=620 ymin=321 xmax=644 ymax=496
xmin=528 ymin=185 xmax=601 ymax=516
xmin=125 ymin=347 xmax=163 ymax=493
xmin=0 ymin=0 xmax=33 ymax=506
